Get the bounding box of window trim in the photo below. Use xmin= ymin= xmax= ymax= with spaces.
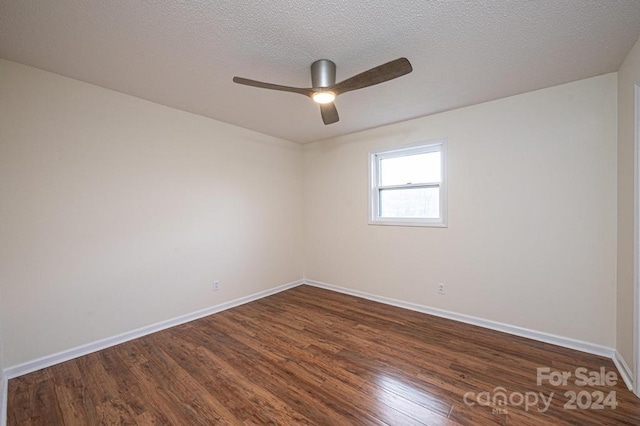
xmin=368 ymin=139 xmax=448 ymax=227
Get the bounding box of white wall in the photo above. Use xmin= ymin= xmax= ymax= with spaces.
xmin=304 ymin=74 xmax=618 ymax=347
xmin=617 ymin=37 xmax=640 ymax=376
xmin=0 ymin=60 xmax=303 ymax=367
xmin=0 ymin=58 xmax=621 ymax=373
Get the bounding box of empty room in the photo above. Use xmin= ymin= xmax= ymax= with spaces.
xmin=2 ymin=1 xmax=640 ymax=424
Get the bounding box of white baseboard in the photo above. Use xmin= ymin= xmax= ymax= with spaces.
xmin=1 ymin=372 xmax=7 ymax=426
xmin=613 ymin=351 xmax=634 ymax=391
xmin=3 ymin=279 xmax=304 ymax=381
xmin=304 ymin=279 xmax=625 ymax=372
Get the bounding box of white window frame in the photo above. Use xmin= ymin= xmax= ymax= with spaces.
xmin=369 ymin=140 xmax=447 ymax=227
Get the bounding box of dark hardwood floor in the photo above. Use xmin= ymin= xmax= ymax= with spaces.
xmin=7 ymin=285 xmax=640 ymax=425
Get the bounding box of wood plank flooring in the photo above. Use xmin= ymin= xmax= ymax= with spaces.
xmin=7 ymin=285 xmax=640 ymax=425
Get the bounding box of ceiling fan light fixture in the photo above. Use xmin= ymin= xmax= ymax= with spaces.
xmin=312 ymin=91 xmax=336 ymax=104
xmin=233 ymin=57 xmax=412 ymax=125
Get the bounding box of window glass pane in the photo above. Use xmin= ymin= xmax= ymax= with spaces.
xmin=380 ymin=151 xmax=441 ymax=186
xmin=379 ymin=187 xmax=440 ymax=218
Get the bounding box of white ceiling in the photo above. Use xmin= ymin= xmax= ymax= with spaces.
xmin=1 ymin=1 xmax=640 ymax=144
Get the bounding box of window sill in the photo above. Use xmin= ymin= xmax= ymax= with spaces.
xmin=368 ymin=219 xmax=448 ymax=228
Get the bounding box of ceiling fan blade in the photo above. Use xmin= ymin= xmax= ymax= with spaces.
xmin=332 ymin=58 xmax=412 ymax=96
xmin=320 ymin=102 xmax=339 ymax=125
xmin=232 ymin=77 xmax=314 ymax=97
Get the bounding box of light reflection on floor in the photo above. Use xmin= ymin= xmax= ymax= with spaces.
xmin=372 ymin=372 xmax=455 ymax=425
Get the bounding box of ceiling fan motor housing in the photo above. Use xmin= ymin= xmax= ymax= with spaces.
xmin=311 ymin=59 xmax=336 ymax=88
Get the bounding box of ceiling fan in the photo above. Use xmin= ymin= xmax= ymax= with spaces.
xmin=232 ymin=58 xmax=413 ymax=125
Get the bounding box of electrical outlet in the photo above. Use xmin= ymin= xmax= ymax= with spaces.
xmin=213 ymin=280 xmax=220 ymax=291
xmin=437 ymin=283 xmax=445 ymax=295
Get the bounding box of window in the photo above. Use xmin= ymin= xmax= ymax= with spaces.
xmin=369 ymin=140 xmax=447 ymax=227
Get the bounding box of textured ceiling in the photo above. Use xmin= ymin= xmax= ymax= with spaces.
xmin=1 ymin=1 xmax=640 ymax=144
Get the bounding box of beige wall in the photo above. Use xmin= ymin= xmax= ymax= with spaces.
xmin=617 ymin=37 xmax=640 ymax=375
xmin=304 ymin=74 xmax=618 ymax=347
xmin=0 ymin=60 xmax=303 ymax=367
xmin=0 ymin=58 xmax=623 ymax=372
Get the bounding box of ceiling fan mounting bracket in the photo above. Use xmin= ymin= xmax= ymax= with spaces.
xmin=311 ymin=59 xmax=336 ymax=89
